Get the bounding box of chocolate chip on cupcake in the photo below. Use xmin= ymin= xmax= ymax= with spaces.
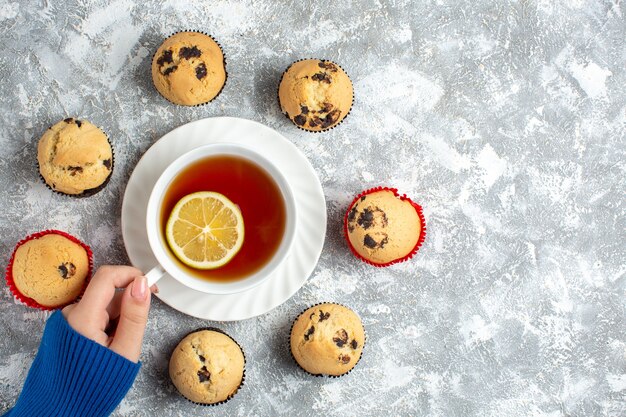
xmin=344 ymin=188 xmax=426 ymax=266
xmin=290 ymin=303 xmax=365 ymax=376
xmin=169 ymin=329 xmax=245 ymax=405
xmin=37 ymin=118 xmax=113 ymax=196
xmin=152 ymin=31 xmax=226 ymax=106
xmin=6 ymin=230 xmax=92 ymax=309
xmin=278 ymin=59 xmax=353 ymax=132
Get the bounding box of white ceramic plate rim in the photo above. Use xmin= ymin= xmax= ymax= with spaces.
xmin=121 ymin=117 xmax=326 ymax=321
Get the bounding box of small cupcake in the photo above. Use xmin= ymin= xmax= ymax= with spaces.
xmin=5 ymin=230 xmax=93 ymax=310
xmin=37 ymin=118 xmax=113 ymax=196
xmin=278 ymin=59 xmax=353 ymax=132
xmin=169 ymin=329 xmax=245 ymax=405
xmin=290 ymin=303 xmax=365 ymax=377
xmin=152 ymin=31 xmax=226 ymax=106
xmin=344 ymin=187 xmax=426 ymax=267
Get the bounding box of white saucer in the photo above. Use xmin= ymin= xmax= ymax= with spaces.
xmin=121 ymin=117 xmax=326 ymax=321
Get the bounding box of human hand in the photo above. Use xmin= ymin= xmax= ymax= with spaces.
xmin=62 ymin=265 xmax=155 ymax=363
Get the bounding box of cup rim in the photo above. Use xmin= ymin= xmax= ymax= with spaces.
xmin=146 ymin=142 xmax=297 ymax=295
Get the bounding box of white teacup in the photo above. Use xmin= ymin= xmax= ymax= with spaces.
xmin=145 ymin=143 xmax=297 ymax=294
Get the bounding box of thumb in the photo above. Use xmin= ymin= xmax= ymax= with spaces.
xmin=108 ymin=276 xmax=151 ymax=362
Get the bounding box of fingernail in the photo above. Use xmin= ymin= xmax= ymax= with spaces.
xmin=150 ymin=284 xmax=159 ymax=294
xmin=131 ymin=276 xmax=147 ymax=300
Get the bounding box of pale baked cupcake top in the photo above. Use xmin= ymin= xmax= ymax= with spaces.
xmin=346 ymin=190 xmax=421 ymax=265
xmin=37 ymin=118 xmax=113 ymax=196
xmin=279 ymin=59 xmax=353 ymax=131
xmin=290 ymin=303 xmax=365 ymax=376
xmin=12 ymin=234 xmax=90 ymax=308
xmin=169 ymin=329 xmax=244 ymax=405
xmin=152 ymin=32 xmax=226 ymax=106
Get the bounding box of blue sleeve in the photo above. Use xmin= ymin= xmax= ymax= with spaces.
xmin=2 ymin=310 xmax=141 ymax=417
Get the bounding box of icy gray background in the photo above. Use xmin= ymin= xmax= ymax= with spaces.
xmin=0 ymin=0 xmax=625 ymax=416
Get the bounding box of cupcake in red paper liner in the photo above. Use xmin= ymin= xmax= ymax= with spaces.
xmin=5 ymin=230 xmax=93 ymax=310
xmin=344 ymin=187 xmax=426 ymax=267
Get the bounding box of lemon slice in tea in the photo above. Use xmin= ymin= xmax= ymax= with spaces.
xmin=165 ymin=191 xmax=244 ymax=269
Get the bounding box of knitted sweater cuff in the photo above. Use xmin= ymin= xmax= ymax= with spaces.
xmin=5 ymin=310 xmax=140 ymax=417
